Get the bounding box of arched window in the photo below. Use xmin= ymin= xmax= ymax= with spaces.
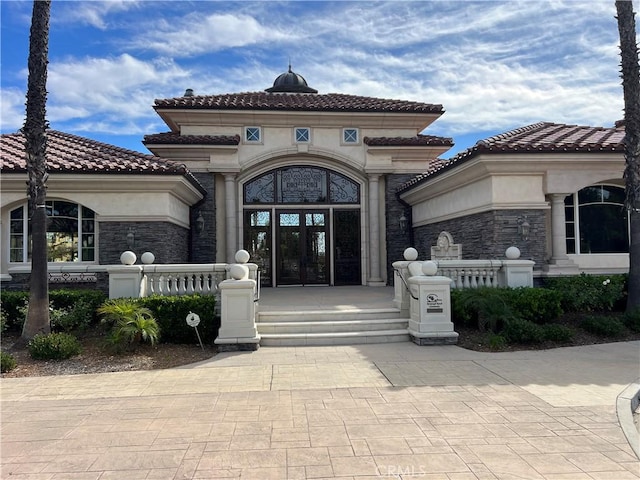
xmin=565 ymin=185 xmax=628 ymax=254
xmin=244 ymin=166 xmax=360 ymax=204
xmin=9 ymin=200 xmax=96 ymax=262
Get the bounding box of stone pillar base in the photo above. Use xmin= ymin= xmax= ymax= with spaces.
xmin=543 ymin=259 xmax=579 ymax=276
xmin=215 ymin=338 xmax=260 ymax=352
xmin=410 ymin=331 xmax=459 ymax=346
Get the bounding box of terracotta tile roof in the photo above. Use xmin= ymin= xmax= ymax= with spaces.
xmin=143 ymin=132 xmax=240 ymax=146
xmin=154 ymin=92 xmax=444 ymax=114
xmin=364 ymin=134 xmax=453 ymax=147
xmin=398 ymin=122 xmax=625 ymax=192
xmin=1 ymin=130 xmax=205 ymax=192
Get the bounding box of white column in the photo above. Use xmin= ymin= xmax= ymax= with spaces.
xmin=368 ymin=174 xmax=383 ymax=284
xmin=224 ymin=173 xmax=238 ymax=263
xmin=545 ymin=193 xmax=577 ymax=273
xmin=550 ymin=193 xmax=569 ymax=261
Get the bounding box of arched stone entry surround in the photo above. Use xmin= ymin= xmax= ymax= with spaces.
xmin=238 ymin=160 xmax=371 ymax=287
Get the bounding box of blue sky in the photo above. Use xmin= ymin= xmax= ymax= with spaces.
xmin=0 ymin=1 xmax=629 ymax=159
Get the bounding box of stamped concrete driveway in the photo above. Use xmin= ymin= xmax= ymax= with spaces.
xmin=1 ymin=341 xmax=639 ymax=479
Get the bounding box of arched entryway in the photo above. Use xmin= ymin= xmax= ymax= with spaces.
xmin=242 ymin=165 xmax=362 ymax=286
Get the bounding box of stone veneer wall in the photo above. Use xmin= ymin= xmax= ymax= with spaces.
xmin=412 ymin=209 xmax=548 ymax=268
xmin=190 ymin=172 xmax=216 ymax=263
xmin=385 ymin=174 xmax=415 ymax=284
xmin=2 ymin=273 xmax=109 ymax=294
xmin=99 ymin=221 xmax=189 ymax=265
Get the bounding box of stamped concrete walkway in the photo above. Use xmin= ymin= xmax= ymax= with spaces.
xmin=2 ymin=339 xmax=639 ymax=479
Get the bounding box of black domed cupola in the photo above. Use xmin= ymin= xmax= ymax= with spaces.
xmin=265 ymin=64 xmax=318 ymax=93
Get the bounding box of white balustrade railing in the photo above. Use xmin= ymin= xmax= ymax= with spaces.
xmin=141 ymin=264 xmax=227 ymax=297
xmin=140 ymin=263 xmax=259 ymax=297
xmin=436 ymin=260 xmax=503 ymax=289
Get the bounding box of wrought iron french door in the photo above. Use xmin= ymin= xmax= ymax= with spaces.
xmin=276 ymin=210 xmax=328 ymax=285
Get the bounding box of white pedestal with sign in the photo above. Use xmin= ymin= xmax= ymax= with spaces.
xmin=407 ymin=261 xmax=458 ymax=345
xmin=214 ymin=257 xmax=260 ymax=351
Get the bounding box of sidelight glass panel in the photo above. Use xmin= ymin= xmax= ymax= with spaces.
xmin=244 ymin=210 xmax=272 ymax=286
xmin=334 ymin=210 xmax=361 ymax=285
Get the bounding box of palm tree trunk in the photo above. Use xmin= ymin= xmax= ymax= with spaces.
xmin=22 ymin=0 xmax=51 ymax=340
xmin=616 ymin=0 xmax=640 ymax=311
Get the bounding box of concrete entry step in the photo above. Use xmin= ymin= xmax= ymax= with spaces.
xmin=258 ymin=318 xmax=409 ymax=334
xmin=256 ymin=307 xmax=409 ymax=346
xmin=259 ymin=329 xmax=410 ymax=346
xmin=255 ymin=286 xmax=409 ymax=346
xmin=257 ymin=307 xmax=403 ymax=322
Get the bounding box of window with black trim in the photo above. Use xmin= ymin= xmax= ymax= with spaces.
xmin=295 ymin=127 xmax=310 ymax=143
xmin=9 ymin=200 xmax=96 ymax=262
xmin=343 ymin=128 xmax=359 ymax=144
xmin=245 ymin=126 xmax=261 ymax=143
xmin=565 ymin=185 xmax=628 ymax=254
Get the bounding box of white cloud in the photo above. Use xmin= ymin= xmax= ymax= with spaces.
xmin=0 ymin=88 xmax=26 ymax=131
xmin=1 ymin=0 xmax=628 ymax=144
xmin=55 ymin=1 xmax=143 ymax=30
xmin=47 ymin=54 xmax=190 ymax=121
xmin=129 ymin=12 xmax=292 ymax=56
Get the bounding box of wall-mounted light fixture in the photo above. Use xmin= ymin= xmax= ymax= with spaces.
xmin=517 ymin=215 xmax=530 ymax=241
xmin=126 ymin=227 xmax=136 ymax=249
xmin=399 ymin=214 xmax=408 ymax=233
xmin=195 ymin=212 xmax=205 ymax=234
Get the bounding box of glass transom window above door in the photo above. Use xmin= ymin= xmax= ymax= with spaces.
xmin=244 ymin=166 xmax=360 ymax=204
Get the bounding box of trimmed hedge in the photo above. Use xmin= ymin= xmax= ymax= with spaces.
xmin=543 ymin=273 xmax=627 ymax=313
xmin=506 ymin=287 xmax=562 ymax=324
xmin=28 ymin=332 xmax=82 ymax=360
xmin=0 ymin=291 xmax=28 ymax=331
xmin=136 ymin=295 xmax=219 ymax=345
xmin=580 ymin=315 xmax=626 ymax=337
xmin=0 ymin=289 xmax=106 ymax=332
xmin=1 ymin=351 xmax=17 ymax=373
xmin=502 ymin=319 xmax=544 ymax=344
xmin=451 ymin=287 xmax=562 ymax=331
xmin=623 ymin=308 xmax=640 ymax=333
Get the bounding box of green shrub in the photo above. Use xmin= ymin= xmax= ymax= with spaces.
xmin=0 ymin=289 xmax=106 ymax=333
xmin=51 ymin=300 xmax=95 ymax=333
xmin=1 ymin=351 xmax=17 ymax=373
xmin=49 ymin=289 xmax=106 ymax=323
xmin=487 ymin=334 xmax=507 ymax=351
xmin=623 ymin=308 xmax=640 ymax=333
xmin=28 ymin=333 xmax=82 ymax=360
xmin=109 ymin=316 xmax=160 ymax=349
xmin=579 ymin=315 xmax=625 ymax=337
xmin=98 ymin=299 xmax=160 ymax=350
xmin=0 ymin=291 xmax=29 ymax=331
xmin=451 ymin=288 xmax=517 ymax=333
xmin=507 ymin=288 xmax=563 ymax=324
xmin=0 ymin=311 xmax=7 ymax=334
xmin=138 ymin=295 xmax=219 ymax=344
xmin=450 ymin=289 xmax=473 ymax=327
xmin=502 ymin=318 xmax=544 ymax=344
xmin=544 ymin=274 xmax=627 ymax=313
xmin=541 ymin=324 xmax=574 ymax=343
